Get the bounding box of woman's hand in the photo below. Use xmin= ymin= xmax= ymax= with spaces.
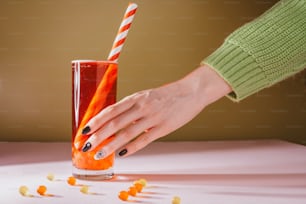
xmin=78 ymin=64 xmax=232 ymax=159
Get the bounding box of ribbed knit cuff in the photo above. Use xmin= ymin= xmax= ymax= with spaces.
xmin=201 ymin=0 xmax=306 ymax=102
xmin=202 ymin=41 xmax=269 ymax=102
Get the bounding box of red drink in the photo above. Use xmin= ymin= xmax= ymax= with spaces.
xmin=72 ymin=60 xmax=117 ymax=180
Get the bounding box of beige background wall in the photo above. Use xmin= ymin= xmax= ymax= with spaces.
xmin=0 ymin=0 xmax=305 ymax=144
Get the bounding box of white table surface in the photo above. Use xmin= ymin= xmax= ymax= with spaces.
xmin=0 ymin=140 xmax=306 ymax=204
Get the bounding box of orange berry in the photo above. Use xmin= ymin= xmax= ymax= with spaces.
xmin=67 ymin=176 xmax=76 ymax=185
xmin=118 ymin=190 xmax=129 ymax=201
xmin=37 ymin=185 xmax=47 ymax=195
xmin=134 ymin=183 xmax=143 ymax=193
xmin=128 ymin=186 xmax=137 ymax=196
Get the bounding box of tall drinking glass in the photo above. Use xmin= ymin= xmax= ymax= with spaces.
xmin=71 ymin=60 xmax=117 ymax=180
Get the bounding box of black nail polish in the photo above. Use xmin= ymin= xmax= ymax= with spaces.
xmin=118 ymin=149 xmax=128 ymax=157
xmin=82 ymin=142 xmax=92 ymax=152
xmin=82 ymin=126 xmax=91 ymax=135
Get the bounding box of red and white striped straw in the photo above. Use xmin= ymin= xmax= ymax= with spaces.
xmin=107 ymin=2 xmax=138 ymax=62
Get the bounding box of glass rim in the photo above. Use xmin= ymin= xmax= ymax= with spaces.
xmin=71 ymin=60 xmax=118 ymax=64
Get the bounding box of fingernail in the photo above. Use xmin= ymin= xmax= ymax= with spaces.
xmin=82 ymin=126 xmax=91 ymax=135
xmin=82 ymin=142 xmax=92 ymax=152
xmin=94 ymin=149 xmax=106 ymax=160
xmin=118 ymin=149 xmax=128 ymax=157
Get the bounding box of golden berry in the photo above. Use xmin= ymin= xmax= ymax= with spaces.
xmin=172 ymin=196 xmax=181 ymax=204
xmin=138 ymin=178 xmax=147 ymax=187
xmin=19 ymin=186 xmax=29 ymax=196
xmin=46 ymin=173 xmax=54 ymax=181
xmin=80 ymin=185 xmax=89 ymax=194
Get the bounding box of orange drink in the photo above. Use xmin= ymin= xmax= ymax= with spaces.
xmin=72 ymin=60 xmax=117 ymax=180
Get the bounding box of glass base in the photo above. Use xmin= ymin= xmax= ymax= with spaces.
xmin=72 ymin=166 xmax=114 ymax=180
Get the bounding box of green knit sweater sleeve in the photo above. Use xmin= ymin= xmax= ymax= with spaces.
xmin=202 ymin=0 xmax=306 ymax=102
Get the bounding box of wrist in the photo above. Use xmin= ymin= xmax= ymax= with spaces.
xmin=180 ymin=64 xmax=232 ymax=108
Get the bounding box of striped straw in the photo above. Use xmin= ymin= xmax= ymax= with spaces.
xmin=107 ymin=2 xmax=138 ymax=62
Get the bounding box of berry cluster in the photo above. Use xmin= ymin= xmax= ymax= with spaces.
xmin=118 ymin=178 xmax=147 ymax=201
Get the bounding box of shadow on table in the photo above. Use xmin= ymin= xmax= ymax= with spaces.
xmin=110 ymin=172 xmax=306 ymax=201
xmin=111 ymin=173 xmax=306 ymax=188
